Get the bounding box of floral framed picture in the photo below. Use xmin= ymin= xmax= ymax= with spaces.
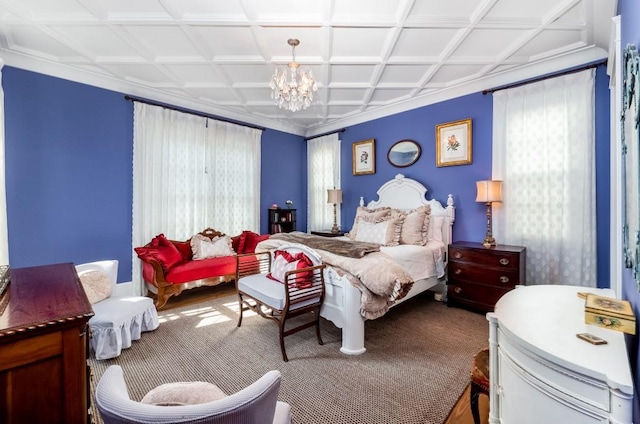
xmin=436 ymin=118 xmax=472 ymax=167
xmin=352 ymin=138 xmax=375 ymax=175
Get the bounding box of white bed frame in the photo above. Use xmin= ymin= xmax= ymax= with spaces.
xmin=320 ymin=174 xmax=455 ymax=355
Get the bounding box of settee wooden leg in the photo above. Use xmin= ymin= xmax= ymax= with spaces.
xmin=315 ymin=310 xmax=323 ymax=346
xmin=154 ymin=287 xmax=170 ymax=310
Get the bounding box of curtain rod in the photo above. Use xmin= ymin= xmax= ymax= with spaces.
xmin=124 ymin=95 xmax=266 ymax=131
xmin=482 ymin=60 xmax=607 ymax=95
xmin=305 ymin=128 xmax=346 ymax=141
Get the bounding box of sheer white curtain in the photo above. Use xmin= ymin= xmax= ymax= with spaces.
xmin=492 ymin=69 xmax=596 ymax=287
xmin=307 ymin=133 xmax=341 ymax=231
xmin=132 ymin=103 xmax=261 ymax=294
xmin=0 ymin=60 xmax=8 ymax=265
xmin=204 ymin=119 xmax=261 ymax=236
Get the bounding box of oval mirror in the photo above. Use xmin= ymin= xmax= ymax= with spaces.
xmin=387 ymin=139 xmax=421 ymax=168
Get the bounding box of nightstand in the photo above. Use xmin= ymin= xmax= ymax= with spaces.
xmin=447 ymin=241 xmax=526 ymax=313
xmin=310 ymin=230 xmax=345 ymax=237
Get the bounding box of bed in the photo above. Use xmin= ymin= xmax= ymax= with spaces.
xmin=257 ymin=174 xmax=455 ymax=355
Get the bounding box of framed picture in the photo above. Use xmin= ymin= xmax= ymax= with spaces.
xmin=352 ymin=138 xmax=375 ymax=175
xmin=436 ymin=118 xmax=472 ymax=167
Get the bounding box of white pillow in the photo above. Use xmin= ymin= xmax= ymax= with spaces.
xmin=427 ymin=215 xmax=445 ymax=242
xmin=78 ymin=270 xmax=112 ymax=304
xmin=141 ymin=381 xmax=227 ymax=406
xmin=347 ymin=206 xmax=391 ymax=240
xmin=191 ymin=234 xmax=235 ymax=260
xmin=354 ymin=216 xmax=403 ymax=246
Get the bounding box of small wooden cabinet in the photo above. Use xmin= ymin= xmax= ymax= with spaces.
xmin=447 ymin=241 xmax=525 ymax=312
xmin=0 ymin=263 xmax=94 ymax=424
xmin=268 ymin=208 xmax=297 ymax=234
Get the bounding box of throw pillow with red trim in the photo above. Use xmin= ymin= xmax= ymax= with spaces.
xmin=267 ymin=250 xmax=314 ymax=289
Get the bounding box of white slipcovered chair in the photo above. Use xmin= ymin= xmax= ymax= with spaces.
xmin=96 ymin=365 xmax=292 ymax=424
xmin=76 ymin=260 xmax=159 ymax=360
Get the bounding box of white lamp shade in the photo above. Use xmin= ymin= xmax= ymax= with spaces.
xmin=476 ymin=180 xmax=503 ymax=203
xmin=327 ymin=189 xmax=343 ymax=204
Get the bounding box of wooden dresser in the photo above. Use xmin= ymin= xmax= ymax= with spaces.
xmin=487 ymin=285 xmax=633 ymax=423
xmin=447 ymin=241 xmax=526 ymax=312
xmin=0 ymin=263 xmax=93 ymax=424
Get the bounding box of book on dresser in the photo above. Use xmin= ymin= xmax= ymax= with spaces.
xmin=447 ymin=241 xmax=526 ymax=313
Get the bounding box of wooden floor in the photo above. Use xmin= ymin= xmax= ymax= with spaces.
xmin=160 ymin=285 xmax=489 ymax=424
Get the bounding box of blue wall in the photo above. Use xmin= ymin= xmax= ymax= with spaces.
xmin=619 ymin=0 xmax=640 ymax=420
xmin=260 ymin=128 xmax=308 ymax=233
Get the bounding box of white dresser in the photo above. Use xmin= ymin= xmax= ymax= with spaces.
xmin=487 ymin=285 xmax=633 ymax=424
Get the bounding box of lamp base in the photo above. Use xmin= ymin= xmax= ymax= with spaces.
xmin=482 ymin=235 xmax=496 ymax=249
xmin=331 ymin=224 xmax=340 ymax=234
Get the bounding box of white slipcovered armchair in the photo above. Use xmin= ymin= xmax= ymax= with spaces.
xmin=96 ymin=365 xmax=292 ymax=424
xmin=76 ymin=260 xmax=159 ymax=360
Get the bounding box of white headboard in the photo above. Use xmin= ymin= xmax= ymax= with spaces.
xmin=361 ymin=174 xmax=455 ymax=246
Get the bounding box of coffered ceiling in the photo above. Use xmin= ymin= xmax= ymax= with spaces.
xmin=0 ymin=0 xmax=616 ymax=136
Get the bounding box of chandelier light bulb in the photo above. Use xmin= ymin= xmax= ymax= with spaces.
xmin=270 ymin=38 xmax=318 ymax=112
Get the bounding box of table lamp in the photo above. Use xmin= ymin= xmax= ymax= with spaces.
xmin=476 ymin=180 xmax=503 ymax=247
xmin=327 ymin=188 xmax=343 ymax=234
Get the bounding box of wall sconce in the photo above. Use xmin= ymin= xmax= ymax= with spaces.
xmin=327 ymin=188 xmax=343 ymax=234
xmin=476 ymin=180 xmax=503 ymax=248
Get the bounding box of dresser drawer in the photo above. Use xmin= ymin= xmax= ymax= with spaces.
xmin=448 ymin=280 xmax=511 ymax=310
xmin=449 ymin=262 xmax=520 ymax=287
xmin=449 ymin=246 xmax=521 ymax=270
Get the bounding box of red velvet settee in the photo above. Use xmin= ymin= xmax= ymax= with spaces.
xmin=135 ymin=228 xmax=269 ymax=309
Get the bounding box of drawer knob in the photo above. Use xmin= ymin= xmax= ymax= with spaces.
xmin=499 ymin=258 xmax=509 ymax=266
xmin=454 ymin=287 xmax=462 ymax=294
xmin=500 ymin=276 xmax=510 ymax=283
xmin=454 ymin=269 xmax=462 ymax=275
xmin=454 ymin=252 xmax=462 ymax=259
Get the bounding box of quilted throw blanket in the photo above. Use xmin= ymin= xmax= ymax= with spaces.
xmin=257 ymin=232 xmax=414 ymax=319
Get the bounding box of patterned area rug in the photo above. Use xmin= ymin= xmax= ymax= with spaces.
xmin=89 ymin=293 xmax=489 ymax=424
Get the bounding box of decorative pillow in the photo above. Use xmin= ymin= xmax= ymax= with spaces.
xmin=267 ymin=250 xmax=314 ymax=288
xmin=172 ymin=240 xmax=192 ymax=261
xmin=391 ymin=205 xmax=431 ymax=246
xmin=427 ymin=215 xmax=446 ymax=242
xmin=353 ymin=215 xmax=403 ymax=246
xmin=231 ymin=234 xmax=242 ymax=253
xmin=190 ymin=234 xmax=235 ymax=260
xmin=141 ymin=381 xmax=227 ymax=406
xmin=134 ymin=234 xmax=183 ymax=271
xmin=348 ymin=206 xmax=392 ymax=240
xmin=240 ymin=231 xmax=270 ymax=254
xmin=78 ymin=270 xmax=112 ymax=304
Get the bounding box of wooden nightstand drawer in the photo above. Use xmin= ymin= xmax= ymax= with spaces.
xmin=449 ymin=246 xmax=521 ymax=270
xmin=448 ymin=280 xmax=511 ymax=311
xmin=449 ymin=262 xmax=521 ymax=287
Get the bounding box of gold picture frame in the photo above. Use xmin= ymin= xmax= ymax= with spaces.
xmin=436 ymin=118 xmax=472 ymax=167
xmin=352 ymin=138 xmax=375 ymax=175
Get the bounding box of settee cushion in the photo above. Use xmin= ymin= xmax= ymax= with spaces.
xmin=165 ymin=256 xmax=237 ymax=284
xmin=172 ymin=240 xmax=193 ymax=261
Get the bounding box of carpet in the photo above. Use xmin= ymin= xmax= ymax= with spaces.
xmin=88 ymin=293 xmax=489 ymax=424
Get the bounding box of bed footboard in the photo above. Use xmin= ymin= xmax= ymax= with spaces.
xmin=321 ymin=267 xmax=366 ymax=355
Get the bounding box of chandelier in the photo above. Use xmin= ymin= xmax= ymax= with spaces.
xmin=270 ymin=38 xmax=318 ymax=112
